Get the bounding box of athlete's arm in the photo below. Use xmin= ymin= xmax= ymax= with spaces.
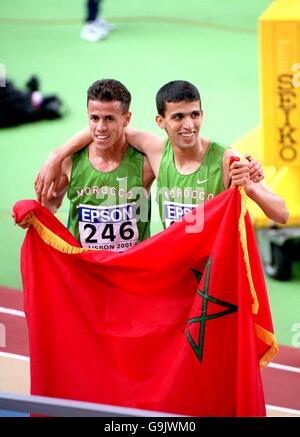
xmin=35 ymin=126 xmax=163 ymax=205
xmin=142 ymin=157 xmax=155 ymax=194
xmin=125 ymin=127 xmax=164 ymax=177
xmin=35 ymin=127 xmax=91 ymax=206
xmin=244 ymin=181 xmax=288 ymax=225
xmin=42 ymin=157 xmax=72 ymax=213
xmin=223 ymin=150 xmax=288 ymax=224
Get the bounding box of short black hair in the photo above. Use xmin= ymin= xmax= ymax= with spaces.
xmin=87 ymin=79 xmax=131 ymax=112
xmin=156 ymin=80 xmax=201 ymax=116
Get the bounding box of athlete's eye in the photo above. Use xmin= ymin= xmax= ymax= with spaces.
xmin=191 ymin=112 xmax=201 ymax=119
xmin=106 ymin=116 xmax=114 ymax=122
xmin=172 ymin=114 xmax=183 ymax=121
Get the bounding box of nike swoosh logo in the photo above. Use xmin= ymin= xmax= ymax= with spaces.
xmin=197 ymin=179 xmax=208 ymax=184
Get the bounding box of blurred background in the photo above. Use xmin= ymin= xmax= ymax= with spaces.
xmin=0 ymin=0 xmax=299 ymax=348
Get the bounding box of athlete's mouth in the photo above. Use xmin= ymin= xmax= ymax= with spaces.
xmin=96 ymin=135 xmax=110 ymax=141
xmin=179 ymin=132 xmax=196 ymax=138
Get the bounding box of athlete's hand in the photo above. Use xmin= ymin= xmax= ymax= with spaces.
xmin=35 ymin=153 xmax=63 ymax=206
xmin=229 ymin=159 xmax=250 ymax=188
xmin=43 ymin=189 xmax=60 ymax=213
xmin=245 ymin=154 xmax=264 ymax=183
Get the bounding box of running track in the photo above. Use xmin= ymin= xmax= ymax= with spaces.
xmin=1 ymin=286 xmax=300 ymax=416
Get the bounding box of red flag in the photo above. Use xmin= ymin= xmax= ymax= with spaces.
xmin=13 ymin=188 xmax=278 ymax=416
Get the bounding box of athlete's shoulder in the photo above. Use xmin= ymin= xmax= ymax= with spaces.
xmin=210 ymin=140 xmax=230 ymax=151
xmin=223 ymin=147 xmax=247 ymax=162
xmin=73 ymin=145 xmax=88 ymax=161
xmin=127 ymin=144 xmax=144 ymax=156
xmin=204 ymin=139 xmax=229 ymax=161
xmin=162 ymin=137 xmax=172 ymax=151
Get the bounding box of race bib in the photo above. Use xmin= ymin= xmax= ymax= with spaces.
xmin=78 ymin=203 xmax=139 ymax=251
xmin=163 ymin=201 xmax=196 ymax=228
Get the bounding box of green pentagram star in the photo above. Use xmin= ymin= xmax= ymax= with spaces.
xmin=187 ymin=257 xmax=238 ymax=363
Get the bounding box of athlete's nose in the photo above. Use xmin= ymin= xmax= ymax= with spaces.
xmin=182 ymin=117 xmax=194 ymax=130
xmin=96 ymin=119 xmax=107 ymax=132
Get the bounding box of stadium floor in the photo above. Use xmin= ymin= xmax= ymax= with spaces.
xmin=1 ymin=286 xmax=299 ymax=417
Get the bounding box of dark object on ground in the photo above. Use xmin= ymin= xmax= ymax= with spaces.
xmin=257 ymin=228 xmax=300 ymax=281
xmin=0 ymin=76 xmax=64 ymax=127
xmin=26 ymin=75 xmax=39 ymax=93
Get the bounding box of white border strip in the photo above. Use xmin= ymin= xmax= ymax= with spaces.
xmin=0 ymin=351 xmax=29 ymax=362
xmin=0 ymin=355 xmax=300 ymax=416
xmin=269 ymin=362 xmax=300 ymax=374
xmin=0 ymin=392 xmax=179 ymax=417
xmin=0 ymin=307 xmax=25 ymax=318
xmin=266 ymin=404 xmax=300 ymax=416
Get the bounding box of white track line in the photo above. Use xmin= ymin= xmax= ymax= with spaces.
xmin=0 ymin=351 xmax=29 ymax=361
xmin=0 ymin=357 xmax=299 ymax=416
xmin=268 ymin=362 xmax=300 ymax=374
xmin=266 ymin=404 xmax=300 ymax=416
xmin=0 ymin=354 xmax=296 ymax=372
xmin=0 ymin=306 xmax=25 ymax=318
xmin=1 ymin=305 xmax=300 ymax=374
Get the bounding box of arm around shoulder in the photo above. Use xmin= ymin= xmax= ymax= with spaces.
xmin=125 ymin=127 xmax=164 ymax=177
xmin=35 ymin=127 xmax=91 ymax=205
xmin=43 ymin=156 xmax=72 ymax=213
xmin=52 ymin=127 xmax=91 ymax=161
xmin=125 ymin=127 xmax=164 ymax=155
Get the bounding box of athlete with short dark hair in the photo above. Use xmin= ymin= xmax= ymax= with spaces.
xmin=36 ymin=80 xmax=288 ymax=228
xmin=43 ymin=79 xmax=154 ymax=251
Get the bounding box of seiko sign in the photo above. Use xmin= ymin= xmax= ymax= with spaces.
xmin=277 ymin=73 xmax=298 ymax=162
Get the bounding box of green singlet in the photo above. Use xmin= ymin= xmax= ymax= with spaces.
xmin=156 ymin=139 xmax=229 ymax=228
xmin=67 ymin=146 xmax=151 ymax=251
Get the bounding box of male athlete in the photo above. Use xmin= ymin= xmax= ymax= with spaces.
xmin=35 ymin=80 xmax=288 ymax=229
xmin=41 ymin=79 xmax=154 ymax=251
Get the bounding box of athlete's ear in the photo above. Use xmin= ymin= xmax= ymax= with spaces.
xmin=123 ymin=111 xmax=131 ymax=127
xmin=156 ymin=114 xmax=166 ymax=130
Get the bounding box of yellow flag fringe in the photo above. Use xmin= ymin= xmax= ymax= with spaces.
xmin=255 ymin=324 xmax=279 ymax=368
xmin=20 ymin=212 xmax=87 ymax=255
xmin=22 ymin=197 xmax=278 ymax=366
xmin=238 ymin=187 xmax=259 ymax=314
xmin=238 ymin=188 xmax=278 ymax=366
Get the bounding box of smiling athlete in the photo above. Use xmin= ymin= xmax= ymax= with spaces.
xmin=42 ymin=79 xmax=154 ymax=251
xmin=36 ymin=80 xmax=288 ymax=231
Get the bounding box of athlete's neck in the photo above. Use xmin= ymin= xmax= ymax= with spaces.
xmin=172 ymin=137 xmax=210 ymax=175
xmin=88 ymin=135 xmax=128 ymax=172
